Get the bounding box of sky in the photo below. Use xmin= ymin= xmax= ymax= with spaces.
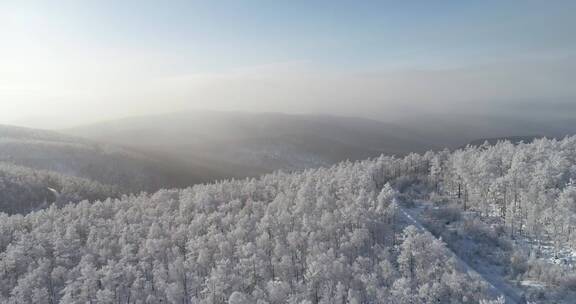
xmin=1 ymin=0 xmax=575 ymax=128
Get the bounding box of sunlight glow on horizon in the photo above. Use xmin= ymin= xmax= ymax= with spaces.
xmin=1 ymin=0 xmax=575 ymax=128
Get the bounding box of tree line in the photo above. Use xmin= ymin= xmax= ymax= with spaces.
xmin=0 ymin=156 xmax=494 ymax=303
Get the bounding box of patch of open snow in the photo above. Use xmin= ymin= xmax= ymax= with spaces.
xmin=519 ymin=280 xmax=546 ymax=289
xmin=47 ymin=187 xmax=59 ymax=195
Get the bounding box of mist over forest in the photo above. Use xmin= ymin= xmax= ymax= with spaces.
xmin=1 ymin=1 xmax=576 ymax=303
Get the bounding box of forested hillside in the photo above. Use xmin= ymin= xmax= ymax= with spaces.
xmin=422 ymin=137 xmax=576 ymax=302
xmin=0 ymin=151 xmax=496 ymax=304
xmin=0 ymin=162 xmax=120 ymax=214
xmin=3 ymin=0 xmax=575 ymax=302
xmin=432 ymin=137 xmax=576 ymax=253
xmin=64 ymin=111 xmax=438 ymax=176
xmin=0 ymin=124 xmax=212 ymax=191
xmin=0 ymin=125 xmax=234 ymax=214
xmin=1 ymin=136 xmax=575 ymax=303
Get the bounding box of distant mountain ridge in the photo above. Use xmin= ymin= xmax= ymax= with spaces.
xmin=64 ymin=111 xmax=440 ymax=178
xmin=0 ymin=114 xmax=440 ymax=214
xmin=65 ymin=110 xmax=576 ymax=183
xmin=0 ymin=124 xmax=223 ymax=198
xmin=3 ymin=110 xmax=576 ymax=215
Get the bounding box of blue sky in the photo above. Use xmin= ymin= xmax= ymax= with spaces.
xmin=1 ymin=0 xmax=575 ymax=127
xmin=38 ymin=0 xmax=576 ymax=69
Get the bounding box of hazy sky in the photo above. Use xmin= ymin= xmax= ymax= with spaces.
xmin=1 ymin=0 xmax=575 ymax=128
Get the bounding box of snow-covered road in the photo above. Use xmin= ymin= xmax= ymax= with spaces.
xmin=398 ymin=206 xmax=524 ymax=304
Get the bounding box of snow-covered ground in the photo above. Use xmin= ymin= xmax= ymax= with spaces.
xmin=396 ymin=185 xmax=576 ymax=303
xmin=396 ymin=201 xmax=524 ymax=304
xmin=515 ymin=237 xmax=576 ymax=269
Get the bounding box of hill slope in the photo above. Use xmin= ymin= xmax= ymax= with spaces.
xmin=0 ymin=125 xmax=232 ymax=214
xmin=0 ymin=149 xmax=496 ymax=304
xmin=64 ymin=111 xmax=438 ymax=177
xmin=1 ymin=134 xmax=575 ymax=302
xmin=0 ymin=162 xmax=120 ymax=214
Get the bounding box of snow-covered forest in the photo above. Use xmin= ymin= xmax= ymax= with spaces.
xmin=3 ymin=1 xmax=576 ymax=302
xmin=0 ymin=162 xmax=120 ymax=214
xmin=1 ymin=136 xmax=576 ymax=303
xmin=425 ymin=138 xmax=576 ymax=302
xmin=0 ymin=125 xmax=218 ymax=194
xmin=433 ymin=137 xmax=576 ymax=254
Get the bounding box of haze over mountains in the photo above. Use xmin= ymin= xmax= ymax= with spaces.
xmin=2 ymin=110 xmax=576 ymax=215
xmin=64 ymin=111 xmax=439 ymax=176
xmin=2 ymin=1 xmax=576 ymax=302
xmin=0 ymin=126 xmax=212 ymax=192
xmin=64 ymin=109 xmax=576 ymax=175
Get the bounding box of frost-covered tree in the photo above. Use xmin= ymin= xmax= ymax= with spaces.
xmin=0 ymin=150 xmax=498 ymax=303
xmin=10 ymin=135 xmax=576 ymax=302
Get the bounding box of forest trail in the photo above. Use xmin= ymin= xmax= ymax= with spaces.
xmin=398 ymin=205 xmax=524 ymax=304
